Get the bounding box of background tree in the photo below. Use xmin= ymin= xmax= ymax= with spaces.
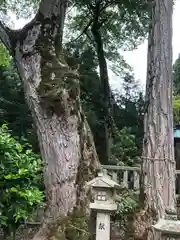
xmin=67 ymin=0 xmax=149 ymax=163
xmin=173 ymin=95 xmax=180 ymax=125
xmin=0 ymin=64 xmax=38 ymax=151
xmin=111 ymin=127 xmax=139 ymax=165
xmin=172 ymin=54 xmax=180 ymax=125
xmin=114 ymin=74 xmax=144 ymax=156
xmin=173 ymin=54 xmax=180 ymax=95
xmin=75 ymin=47 xmax=145 ymax=164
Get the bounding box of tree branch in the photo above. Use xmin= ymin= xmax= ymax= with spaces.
xmin=100 ymin=0 xmax=117 ymax=13
xmin=68 ymin=0 xmax=116 ymax=46
xmin=68 ymin=18 xmax=94 ymax=44
xmin=39 ymin=0 xmax=68 ymax=18
xmin=0 ymin=20 xmax=16 ymax=55
xmin=85 ymin=31 xmax=95 ymax=47
xmin=39 ymin=0 xmax=68 ymax=44
xmin=16 ymin=0 xmax=69 ymax=55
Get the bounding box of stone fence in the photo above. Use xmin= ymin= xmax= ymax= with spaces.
xmin=102 ymin=165 xmax=180 ymax=195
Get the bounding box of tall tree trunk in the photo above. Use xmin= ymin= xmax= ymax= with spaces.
xmin=91 ymin=20 xmax=113 ymax=164
xmin=0 ymin=1 xmax=99 ymax=239
xmin=139 ymin=0 xmax=175 ymax=239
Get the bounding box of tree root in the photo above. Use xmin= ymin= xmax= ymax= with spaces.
xmin=131 ymin=206 xmax=157 ymax=240
xmin=31 ymin=208 xmax=92 ymax=240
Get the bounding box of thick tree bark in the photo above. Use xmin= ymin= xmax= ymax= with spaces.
xmin=137 ymin=0 xmax=176 ymax=239
xmin=0 ymin=0 xmax=99 ymax=239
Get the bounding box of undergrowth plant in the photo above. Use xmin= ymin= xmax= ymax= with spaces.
xmin=0 ymin=124 xmax=44 ymax=237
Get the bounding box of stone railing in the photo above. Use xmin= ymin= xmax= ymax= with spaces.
xmin=102 ymin=165 xmax=180 ymax=195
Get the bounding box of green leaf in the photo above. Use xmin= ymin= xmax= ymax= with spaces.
xmin=0 ymin=44 xmax=11 ymax=66
xmin=0 ymin=215 xmax=8 ymax=226
xmin=1 ymin=123 xmax=8 ymax=130
xmin=0 ymin=125 xmax=44 ymax=234
xmin=10 ymin=187 xmax=18 ymax=192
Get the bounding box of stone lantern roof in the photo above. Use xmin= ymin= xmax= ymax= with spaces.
xmin=86 ymin=172 xmax=121 ymax=189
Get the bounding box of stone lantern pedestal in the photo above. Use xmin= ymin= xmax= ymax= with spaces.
xmin=153 ymin=209 xmax=180 ymax=240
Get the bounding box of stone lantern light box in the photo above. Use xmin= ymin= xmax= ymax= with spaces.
xmin=87 ymin=172 xmax=121 ymax=211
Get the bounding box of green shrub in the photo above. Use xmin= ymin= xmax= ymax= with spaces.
xmin=111 ymin=127 xmax=139 ymax=165
xmin=0 ymin=124 xmax=44 ymax=236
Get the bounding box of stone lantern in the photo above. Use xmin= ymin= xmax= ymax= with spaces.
xmin=87 ymin=172 xmax=120 ymax=240
xmin=153 ymin=209 xmax=180 ymax=240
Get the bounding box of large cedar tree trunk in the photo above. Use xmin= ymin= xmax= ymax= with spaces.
xmin=134 ymin=1 xmax=176 ymax=239
xmin=0 ymin=0 xmax=99 ymax=239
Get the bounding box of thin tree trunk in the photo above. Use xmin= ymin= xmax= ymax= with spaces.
xmin=138 ymin=0 xmax=175 ymax=239
xmin=0 ymin=1 xmax=99 ymax=239
xmin=91 ymin=20 xmax=113 ymax=164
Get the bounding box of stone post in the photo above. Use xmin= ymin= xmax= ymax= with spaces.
xmin=96 ymin=212 xmax=111 ymax=240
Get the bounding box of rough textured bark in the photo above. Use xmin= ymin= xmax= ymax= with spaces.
xmin=138 ymin=0 xmax=176 ymax=239
xmin=0 ymin=0 xmax=99 ymax=239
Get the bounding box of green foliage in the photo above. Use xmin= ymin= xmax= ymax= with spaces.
xmin=116 ymin=192 xmax=139 ymax=217
xmin=0 ymin=125 xmax=44 ymax=236
xmin=173 ymin=95 xmax=180 ymax=125
xmin=111 ymin=127 xmax=139 ymax=165
xmin=0 ymin=44 xmax=10 ymax=66
xmin=67 ymin=0 xmax=149 ymax=75
xmin=113 ymin=75 xmax=144 ymax=158
xmin=113 ymin=192 xmax=139 ymax=239
xmin=0 ymin=64 xmax=38 ymax=151
xmin=66 ymin=45 xmax=144 ymax=164
xmin=49 ymin=209 xmax=90 ymax=240
xmin=69 ymin=45 xmax=108 ymax=162
xmin=173 ymin=54 xmax=180 ymax=95
xmin=77 ymin=48 xmax=144 ymax=164
xmin=173 ymin=54 xmax=180 ymax=125
xmin=65 ymin=210 xmax=89 ymax=240
xmin=121 ymin=73 xmax=142 ymax=101
xmin=0 ymin=0 xmax=39 ymax=18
